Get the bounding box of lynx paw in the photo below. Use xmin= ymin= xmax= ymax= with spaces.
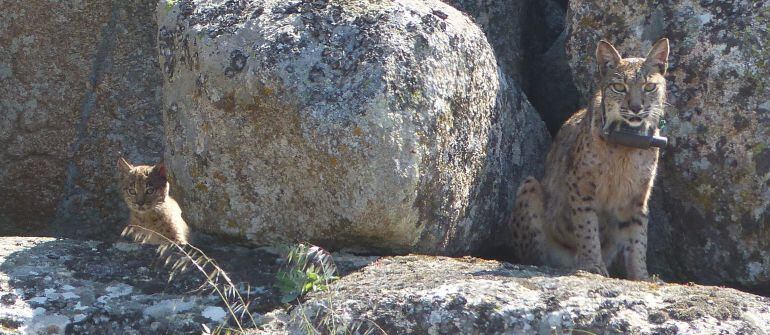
xmin=576 ymin=261 xmax=609 ymax=277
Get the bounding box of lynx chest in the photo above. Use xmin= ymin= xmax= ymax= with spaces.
xmin=593 ymin=146 xmax=658 ymax=222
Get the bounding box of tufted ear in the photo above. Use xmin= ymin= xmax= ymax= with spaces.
xmin=118 ymin=157 xmax=133 ymax=174
xmin=596 ymin=40 xmax=622 ymax=77
xmin=153 ymin=162 xmax=167 ymax=180
xmin=644 ymin=38 xmax=669 ymax=75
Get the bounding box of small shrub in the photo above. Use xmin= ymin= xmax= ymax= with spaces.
xmin=275 ymin=243 xmax=339 ymax=303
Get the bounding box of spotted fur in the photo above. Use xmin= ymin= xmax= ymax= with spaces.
xmin=118 ymin=157 xmax=189 ymax=245
xmin=510 ymin=39 xmax=670 ymax=280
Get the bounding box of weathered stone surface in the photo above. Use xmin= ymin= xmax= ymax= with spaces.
xmin=0 ymin=237 xmax=268 ymax=334
xmin=565 ymin=2 xmax=770 ymax=290
xmin=158 ymin=0 xmax=549 ymax=254
xmin=445 ymin=0 xmax=579 ymax=135
xmin=0 ymin=236 xmax=377 ymax=334
xmin=4 ymin=238 xmax=768 ymax=335
xmin=443 ymin=0 xmax=527 ymax=84
xmin=286 ymin=255 xmax=770 ymax=335
xmin=0 ymin=0 xmax=164 ymax=239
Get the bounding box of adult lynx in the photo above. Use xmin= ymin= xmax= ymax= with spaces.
xmin=510 ymin=39 xmax=670 ymax=280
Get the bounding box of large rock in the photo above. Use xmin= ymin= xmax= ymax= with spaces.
xmin=445 ymin=0 xmax=580 ymax=135
xmin=158 ymin=0 xmax=549 ymax=254
xmin=442 ymin=0 xmax=527 ymax=84
xmin=285 ymin=255 xmax=770 ymax=335
xmin=565 ymin=2 xmax=770 ymax=290
xmin=0 ymin=1 xmax=164 ymax=239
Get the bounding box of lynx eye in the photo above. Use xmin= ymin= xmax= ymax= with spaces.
xmin=610 ymin=83 xmax=627 ymax=93
xmin=127 ymin=188 xmax=136 ymax=195
xmin=145 ymin=187 xmax=155 ymax=195
xmin=643 ymin=83 xmax=657 ymax=92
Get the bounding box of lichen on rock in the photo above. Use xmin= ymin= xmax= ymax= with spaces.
xmin=284 ymin=255 xmax=770 ymax=335
xmin=158 ymin=0 xmax=549 ymax=254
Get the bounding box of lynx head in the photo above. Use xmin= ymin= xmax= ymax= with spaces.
xmin=595 ymin=38 xmax=669 ymax=133
xmin=118 ymin=157 xmax=169 ymax=212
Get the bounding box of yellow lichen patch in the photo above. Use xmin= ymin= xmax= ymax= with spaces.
xmin=213 ymin=171 xmax=228 ymax=183
xmin=579 ymin=16 xmax=600 ymax=29
xmin=226 ymin=219 xmax=239 ymax=229
xmin=353 ymin=126 xmax=363 ymax=136
xmin=195 ymin=182 xmax=209 ymax=192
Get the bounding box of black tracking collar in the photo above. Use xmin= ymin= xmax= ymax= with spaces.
xmin=599 ymin=89 xmax=668 ymax=149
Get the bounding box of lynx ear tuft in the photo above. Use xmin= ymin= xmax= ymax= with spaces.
xmin=644 ymin=38 xmax=669 ymax=75
xmin=596 ymin=40 xmax=622 ymax=77
xmin=155 ymin=163 xmax=167 ymax=180
xmin=118 ymin=157 xmax=133 ymax=174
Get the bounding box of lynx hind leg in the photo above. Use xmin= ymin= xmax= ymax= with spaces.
xmin=509 ymin=177 xmax=546 ymax=265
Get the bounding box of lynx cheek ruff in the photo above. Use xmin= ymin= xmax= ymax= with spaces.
xmin=602 ymin=120 xmax=668 ymax=149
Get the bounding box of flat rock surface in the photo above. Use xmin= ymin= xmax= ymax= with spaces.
xmin=0 ymin=237 xmax=261 ymax=334
xmin=0 ymin=236 xmax=378 ymax=334
xmin=2 ymin=238 xmax=768 ymax=335
xmin=287 ymin=255 xmax=770 ymax=335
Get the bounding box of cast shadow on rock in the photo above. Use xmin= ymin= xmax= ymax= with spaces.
xmin=0 ymin=236 xmax=284 ymax=333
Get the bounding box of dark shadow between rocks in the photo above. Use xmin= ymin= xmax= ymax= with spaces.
xmin=520 ymin=0 xmax=582 ymax=135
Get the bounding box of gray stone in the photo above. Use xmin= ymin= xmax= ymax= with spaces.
xmin=4 ymin=238 xmax=768 ymax=335
xmin=0 ymin=236 xmax=376 ymax=334
xmin=158 ymin=0 xmax=549 ymax=254
xmin=442 ymin=0 xmax=528 ymax=84
xmin=0 ymin=0 xmax=164 ymax=239
xmin=566 ymin=1 xmax=770 ymax=290
xmin=445 ymin=0 xmax=580 ymax=135
xmin=285 ymin=255 xmax=770 ymax=335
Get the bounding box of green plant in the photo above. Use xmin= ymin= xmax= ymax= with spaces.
xmin=275 ymin=243 xmax=339 ymax=303
xmin=275 ymin=244 xmax=387 ymax=335
xmin=165 ymin=0 xmax=178 ymax=12
xmin=122 ymin=225 xmax=257 ymax=334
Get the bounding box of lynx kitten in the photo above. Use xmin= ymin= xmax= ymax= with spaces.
xmin=118 ymin=157 xmax=189 ymax=245
xmin=509 ymin=39 xmax=670 ymax=280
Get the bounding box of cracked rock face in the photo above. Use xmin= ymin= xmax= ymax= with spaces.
xmin=287 ymin=255 xmax=770 ymax=335
xmin=157 ymin=0 xmax=549 ymax=254
xmin=0 ymin=0 xmax=164 ymax=239
xmin=566 ymin=2 xmax=770 ymax=289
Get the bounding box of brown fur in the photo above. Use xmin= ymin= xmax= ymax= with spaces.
xmin=510 ymin=39 xmax=670 ymax=280
xmin=118 ymin=157 xmax=189 ymax=245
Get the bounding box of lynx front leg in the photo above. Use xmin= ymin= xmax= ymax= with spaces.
xmin=509 ymin=177 xmax=545 ymax=265
xmin=622 ymin=212 xmax=650 ymax=280
xmin=569 ymin=179 xmax=608 ymax=276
